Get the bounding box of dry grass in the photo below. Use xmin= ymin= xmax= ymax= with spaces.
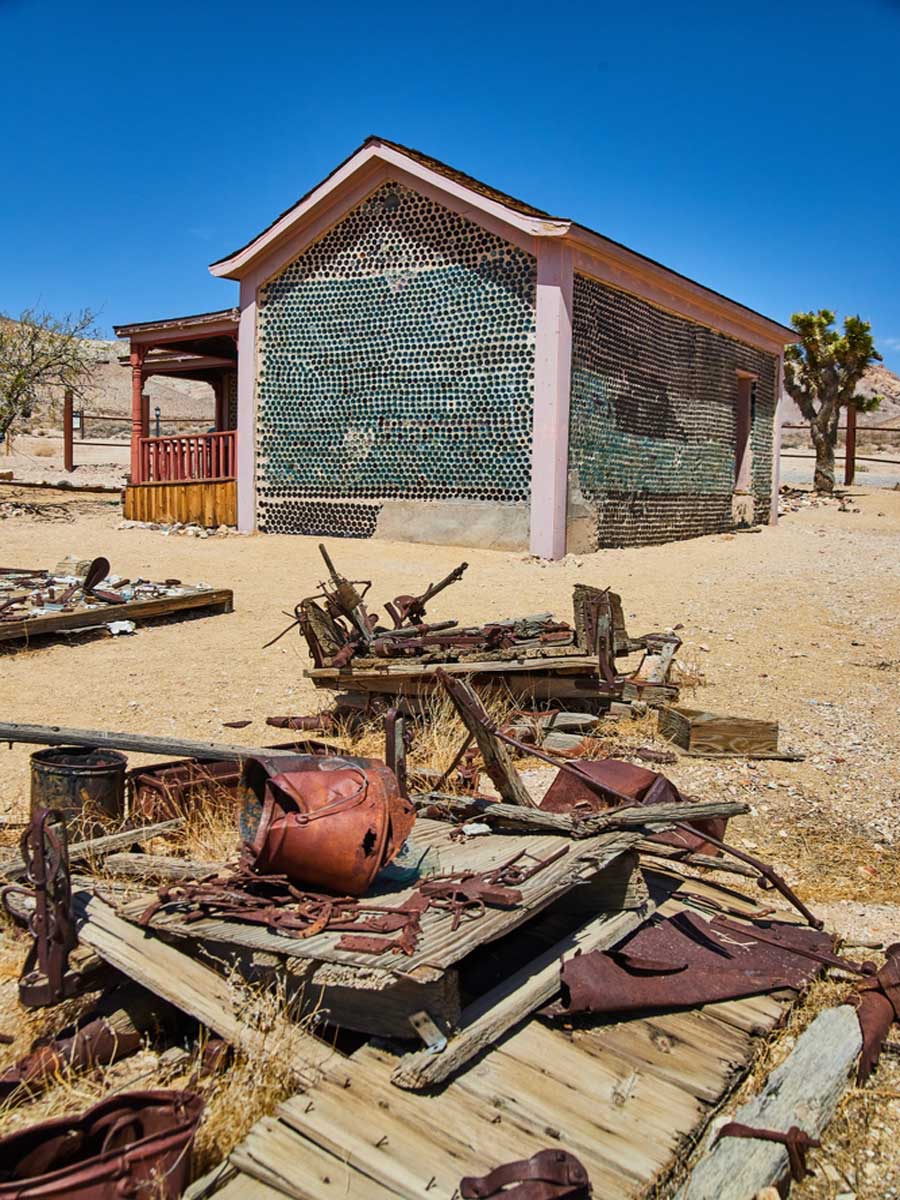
xmin=0 ymin=948 xmax=320 ymax=1182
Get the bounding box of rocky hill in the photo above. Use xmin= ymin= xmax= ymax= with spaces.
xmin=782 ymin=362 xmax=900 ymax=429
xmin=27 ymin=337 xmax=215 ymax=435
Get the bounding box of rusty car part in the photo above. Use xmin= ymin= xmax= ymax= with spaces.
xmin=551 ymin=911 xmax=836 ymax=1019
xmin=266 ymin=714 xmax=337 ymax=733
xmin=30 ymin=745 xmax=127 ymax=825
xmin=385 ymin=560 xmax=469 ymax=627
xmin=384 ymin=708 xmax=411 ymax=799
xmin=460 ymin=1148 xmax=591 ymax=1200
xmin=0 ymin=987 xmax=169 ymax=1102
xmin=318 ymin=542 xmax=375 ymax=645
xmin=851 ymin=941 xmax=900 ymax=1082
xmin=3 ymin=807 xmax=81 ymax=1007
xmin=0 ymin=1089 xmax=202 ymax=1200
xmin=713 ymin=1122 xmax=820 ymax=1183
xmin=418 ymin=847 xmax=567 ymax=930
xmin=238 ymin=753 xmax=415 ymax=896
xmin=141 ymin=865 xmax=432 ymax=956
xmin=129 ymin=756 xmax=241 ymax=822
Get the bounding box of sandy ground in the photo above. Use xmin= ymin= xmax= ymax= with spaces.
xmin=0 ymin=485 xmax=898 ymax=1193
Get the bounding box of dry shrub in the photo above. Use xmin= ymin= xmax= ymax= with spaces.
xmin=31 ymin=444 xmax=55 ymax=458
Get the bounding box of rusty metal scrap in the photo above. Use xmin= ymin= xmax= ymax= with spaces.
xmin=713 ymin=1123 xmax=820 ymax=1183
xmin=460 ymin=1149 xmax=592 ymax=1200
xmin=850 ymin=941 xmax=900 ymax=1083
xmin=0 ymin=1089 xmax=202 ymax=1200
xmin=0 ymin=987 xmax=168 ymax=1102
xmin=550 ymin=911 xmax=837 ymax=1019
xmin=1 ymin=807 xmax=81 ymax=1007
xmin=238 ymin=753 xmax=416 ymax=897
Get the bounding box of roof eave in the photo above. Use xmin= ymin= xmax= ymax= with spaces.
xmin=566 ymin=225 xmax=796 ymax=348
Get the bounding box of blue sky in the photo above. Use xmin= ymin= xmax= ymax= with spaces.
xmin=2 ymin=0 xmax=899 ymax=369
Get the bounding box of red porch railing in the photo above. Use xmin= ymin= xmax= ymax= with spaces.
xmin=138 ymin=431 xmax=236 ymax=484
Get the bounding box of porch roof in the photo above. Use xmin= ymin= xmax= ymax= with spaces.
xmin=114 ymin=308 xmax=239 ymax=366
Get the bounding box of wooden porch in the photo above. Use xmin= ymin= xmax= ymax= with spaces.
xmin=114 ymin=309 xmax=240 ymax=528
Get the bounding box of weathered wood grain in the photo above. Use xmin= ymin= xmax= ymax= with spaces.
xmin=677 ymin=1005 xmax=863 ymax=1199
xmin=0 ymin=721 xmax=298 ymax=761
xmin=392 ymin=899 xmax=655 ymax=1089
xmin=659 ymin=705 xmax=779 ymax=757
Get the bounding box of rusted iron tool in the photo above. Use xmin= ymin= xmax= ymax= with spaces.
xmin=386 ymin=560 xmax=469 ymax=628
xmin=318 ymin=543 xmax=374 ymax=644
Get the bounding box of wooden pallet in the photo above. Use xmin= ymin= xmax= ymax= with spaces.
xmin=118 ymin=819 xmax=645 ymax=1039
xmin=0 ymin=586 xmax=234 ymax=644
xmin=209 ymin=875 xmax=800 ymax=1200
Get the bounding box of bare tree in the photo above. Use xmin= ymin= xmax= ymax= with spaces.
xmin=784 ymin=310 xmax=882 ymax=493
xmin=0 ymin=307 xmax=98 ymax=442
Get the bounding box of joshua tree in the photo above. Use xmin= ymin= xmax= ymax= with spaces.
xmin=0 ymin=307 xmax=98 ymax=442
xmin=784 ymin=310 xmax=882 ymax=494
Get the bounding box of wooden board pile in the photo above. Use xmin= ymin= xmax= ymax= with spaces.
xmin=0 ymin=555 xmax=233 ymax=644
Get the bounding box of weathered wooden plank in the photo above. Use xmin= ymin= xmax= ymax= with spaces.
xmin=0 ymin=721 xmax=297 ymax=761
xmin=0 ymin=587 xmax=234 ymax=644
xmin=0 ymin=818 xmax=183 ymax=882
xmin=678 ymin=1005 xmax=863 ymax=1199
xmin=437 ymin=672 xmax=537 ymax=808
xmin=232 ymin=1117 xmax=403 ymax=1200
xmin=417 ymin=793 xmax=748 ymax=836
xmin=126 ymin=828 xmax=640 ymax=973
xmin=103 ymin=852 xmax=216 ymax=881
xmin=392 ymin=899 xmax=654 ymax=1089
xmin=73 ymin=891 xmax=336 ymax=1077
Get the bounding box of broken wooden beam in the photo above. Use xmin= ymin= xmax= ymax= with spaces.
xmin=677 ymin=1005 xmax=863 ymax=1199
xmin=414 ymin=793 xmax=748 ymax=836
xmin=102 ymin=853 xmax=217 ymax=882
xmin=0 ymin=721 xmax=299 ymax=761
xmin=392 ymin=899 xmax=655 ymax=1090
xmin=0 ymin=817 xmax=183 ymax=882
xmin=435 ymin=672 xmax=537 ymax=808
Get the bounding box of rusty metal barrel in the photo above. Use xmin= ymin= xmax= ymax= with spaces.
xmin=30 ymin=746 xmax=127 ymax=824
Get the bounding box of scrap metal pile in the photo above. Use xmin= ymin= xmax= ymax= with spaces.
xmin=278 ymin=544 xmax=682 ymax=712
xmin=0 ymin=556 xmax=212 ymax=625
xmin=0 ymin=679 xmax=898 ymax=1197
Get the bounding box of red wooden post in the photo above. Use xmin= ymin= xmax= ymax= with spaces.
xmin=129 ymin=347 xmax=145 ymax=483
xmin=844 ymin=404 xmax=857 ymax=486
xmin=62 ymin=389 xmax=74 ymax=472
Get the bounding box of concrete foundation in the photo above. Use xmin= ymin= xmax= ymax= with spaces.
xmin=374 ymin=499 xmax=530 ymax=551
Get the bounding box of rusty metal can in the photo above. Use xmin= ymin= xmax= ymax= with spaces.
xmin=30 ymin=746 xmax=126 ymax=825
xmin=238 ymin=753 xmax=416 ymax=896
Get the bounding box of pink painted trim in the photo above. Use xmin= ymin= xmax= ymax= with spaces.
xmin=236 ymin=283 xmax=257 ymax=532
xmin=569 ymin=245 xmax=792 ymax=354
xmin=771 ymin=354 xmax=784 ymax=525
xmin=211 ymin=141 xmax=565 ymax=280
xmin=530 ymin=242 xmax=573 ymax=559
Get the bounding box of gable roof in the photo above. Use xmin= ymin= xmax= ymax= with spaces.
xmin=209 ymin=137 xmax=795 ymax=347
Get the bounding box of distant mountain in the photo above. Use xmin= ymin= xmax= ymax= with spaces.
xmin=782 ymin=362 xmax=900 ymax=429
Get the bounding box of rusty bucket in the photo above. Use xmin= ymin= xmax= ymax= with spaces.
xmin=238 ymin=754 xmax=416 ymax=896
xmin=30 ymin=746 xmax=126 ymax=825
xmin=0 ymin=1089 xmax=203 ymax=1200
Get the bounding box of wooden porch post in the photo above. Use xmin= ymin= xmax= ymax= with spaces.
xmin=844 ymin=404 xmax=857 ymax=486
xmin=63 ymin=389 xmax=74 ymax=472
xmin=130 ymin=346 xmax=146 ymax=483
